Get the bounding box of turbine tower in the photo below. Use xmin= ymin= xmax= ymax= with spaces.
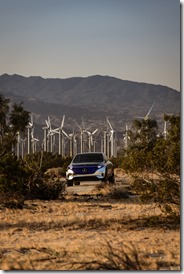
xmin=31 ymin=126 xmax=39 ymax=153
xmin=68 ymin=126 xmax=77 ymax=157
xmin=123 ymin=124 xmax=130 ymax=150
xmin=103 ymin=130 xmax=107 ymax=155
xmin=42 ymin=119 xmax=50 ymax=152
xmin=107 ymin=118 xmax=115 ymax=157
xmin=16 ymin=131 xmax=21 ymax=158
xmin=46 ymin=116 xmax=55 ymax=153
xmin=51 ymin=115 xmax=65 ymax=155
xmin=20 ymin=137 xmax=26 ymax=158
xmin=74 ymin=117 xmax=87 ymax=153
xmin=162 ymin=120 xmax=168 ymax=140
xmin=26 ymin=115 xmax=33 ymax=154
xmin=51 ymin=115 xmax=68 ymax=156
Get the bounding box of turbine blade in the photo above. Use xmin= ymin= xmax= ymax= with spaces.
xmin=107 ymin=118 xmax=113 ymax=130
xmin=62 ymin=129 xmax=69 ymax=138
xmin=30 ymin=115 xmax=33 ymax=126
xmin=92 ymin=128 xmax=98 ymax=135
xmin=61 ymin=115 xmax=65 ymax=128
xmin=47 ymin=116 xmax=52 ymax=130
xmin=146 ymin=102 xmax=155 ymax=118
xmin=74 ymin=120 xmax=81 ymax=130
xmin=45 ymin=120 xmax=49 ymax=128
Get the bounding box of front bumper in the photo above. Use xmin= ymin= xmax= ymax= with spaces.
xmin=66 ymin=166 xmax=106 ymax=182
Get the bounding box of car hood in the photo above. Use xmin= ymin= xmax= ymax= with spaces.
xmin=71 ymin=161 xmax=105 ymax=166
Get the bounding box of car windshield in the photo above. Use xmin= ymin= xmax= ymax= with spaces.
xmin=73 ymin=153 xmax=104 ymax=163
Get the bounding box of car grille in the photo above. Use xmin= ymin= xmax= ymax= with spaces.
xmin=72 ymin=165 xmax=98 ymax=174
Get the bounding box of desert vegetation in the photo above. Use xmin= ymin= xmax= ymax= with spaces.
xmin=0 ymin=94 xmax=180 ymax=270
xmin=121 ymin=114 xmax=180 ymax=214
xmin=0 ymin=192 xmax=180 ymax=270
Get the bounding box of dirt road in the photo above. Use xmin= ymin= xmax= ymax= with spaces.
xmin=66 ymin=181 xmax=101 ymax=195
xmin=65 ymin=169 xmax=132 ymax=196
xmin=0 ymin=172 xmax=180 ymax=270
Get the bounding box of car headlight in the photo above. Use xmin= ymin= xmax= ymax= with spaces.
xmin=66 ymin=168 xmax=74 ymax=180
xmin=97 ymin=165 xmax=103 ymax=168
xmin=68 ymin=173 xmax=74 ymax=180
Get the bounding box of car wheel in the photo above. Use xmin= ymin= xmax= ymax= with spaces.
xmin=75 ymin=181 xmax=80 ymax=185
xmin=108 ymin=174 xmax=115 ymax=184
xmin=101 ymin=169 xmax=108 ymax=183
xmin=67 ymin=180 xmax=73 ymax=187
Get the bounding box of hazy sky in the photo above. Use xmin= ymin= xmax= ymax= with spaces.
xmin=0 ymin=0 xmax=180 ymax=90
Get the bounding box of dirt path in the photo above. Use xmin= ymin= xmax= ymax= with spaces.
xmin=0 ymin=173 xmax=180 ymax=270
xmin=66 ymin=181 xmax=101 ymax=195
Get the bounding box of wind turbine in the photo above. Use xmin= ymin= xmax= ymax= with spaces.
xmin=46 ymin=116 xmax=55 ymax=153
xmin=42 ymin=119 xmax=50 ymax=152
xmin=123 ymin=124 xmax=130 ymax=150
xmin=160 ymin=113 xmax=173 ymax=140
xmin=60 ymin=128 xmax=70 ymax=157
xmin=68 ymin=126 xmax=77 ymax=157
xmin=58 ymin=115 xmax=66 ymax=156
xmin=162 ymin=120 xmax=168 ymax=140
xmin=32 ymin=137 xmax=39 ymax=153
xmin=16 ymin=131 xmax=21 ymax=158
xmin=31 ymin=126 xmax=39 ymax=153
xmin=84 ymin=128 xmax=98 ymax=152
xmin=52 ymin=115 xmax=65 ymax=156
xmin=26 ymin=115 xmax=33 ymax=154
xmin=107 ymin=118 xmax=115 ymax=157
xmin=51 ymin=115 xmax=68 ymax=156
xmin=74 ymin=117 xmax=87 ymax=153
xmin=137 ymin=102 xmax=155 ymax=120
xmin=20 ymin=137 xmax=26 ymax=158
xmin=103 ymin=130 xmax=107 ymax=155
xmin=91 ymin=129 xmax=99 ymax=152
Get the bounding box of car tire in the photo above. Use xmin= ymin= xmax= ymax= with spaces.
xmin=101 ymin=169 xmax=108 ymax=183
xmin=67 ymin=180 xmax=73 ymax=187
xmin=108 ymin=174 xmax=115 ymax=184
xmin=75 ymin=181 xmax=80 ymax=185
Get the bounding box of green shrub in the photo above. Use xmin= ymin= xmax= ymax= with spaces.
xmin=121 ymin=115 xmax=180 ymax=213
xmin=26 ymin=177 xmax=66 ymax=200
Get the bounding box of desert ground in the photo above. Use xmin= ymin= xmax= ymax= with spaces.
xmin=0 ymin=170 xmax=180 ymax=270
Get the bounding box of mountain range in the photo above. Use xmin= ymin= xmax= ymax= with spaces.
xmin=0 ymin=73 xmax=180 ymax=135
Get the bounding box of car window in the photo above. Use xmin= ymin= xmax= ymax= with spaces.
xmin=73 ymin=153 xmax=104 ymax=163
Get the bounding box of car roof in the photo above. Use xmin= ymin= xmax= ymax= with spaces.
xmin=74 ymin=152 xmax=107 ymax=158
xmin=72 ymin=152 xmax=107 ymax=162
xmin=76 ymin=152 xmax=103 ymax=155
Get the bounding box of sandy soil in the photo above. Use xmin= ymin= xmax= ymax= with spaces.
xmin=0 ymin=173 xmax=180 ymax=270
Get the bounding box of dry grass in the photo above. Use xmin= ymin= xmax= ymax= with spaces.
xmin=0 ymin=175 xmax=180 ymax=270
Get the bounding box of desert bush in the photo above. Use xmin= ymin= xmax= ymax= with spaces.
xmin=23 ymin=152 xmax=66 ymax=200
xmin=108 ymin=186 xmax=130 ymax=199
xmin=0 ymin=155 xmax=28 ymax=192
xmin=109 ymin=156 xmax=123 ymax=168
xmin=45 ymin=167 xmax=65 ymax=177
xmin=67 ymin=241 xmax=148 ymax=270
xmin=92 ymin=242 xmax=147 ymax=270
xmin=0 ymin=190 xmax=25 ymax=209
xmin=0 ymin=95 xmax=30 ymax=206
xmin=26 ymin=177 xmax=66 ymax=200
xmin=0 ymin=100 xmax=29 ymax=190
xmin=121 ymin=114 xmax=180 ymax=213
xmin=132 ymin=176 xmax=180 ymax=213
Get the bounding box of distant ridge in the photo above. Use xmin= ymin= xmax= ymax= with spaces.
xmin=0 ymin=73 xmax=180 ymax=131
